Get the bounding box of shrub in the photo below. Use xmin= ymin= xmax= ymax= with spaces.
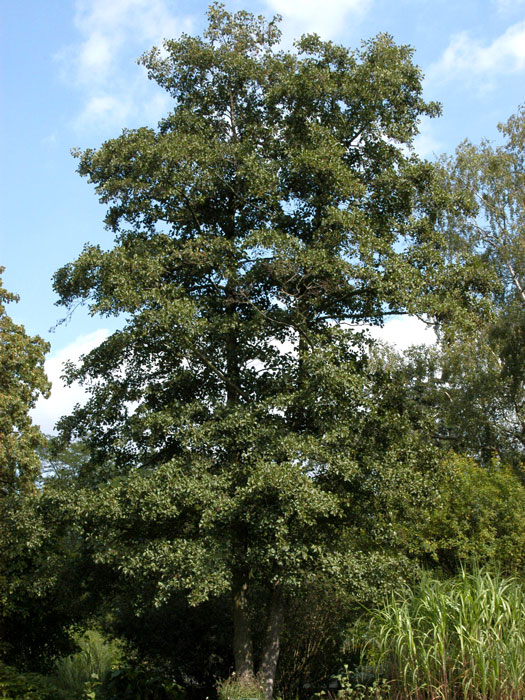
xmin=53 ymin=629 xmax=122 ymax=699
xmin=420 ymin=455 xmax=525 ymax=573
xmin=102 ymin=662 xmax=184 ymax=700
xmin=0 ymin=662 xmax=62 ymax=700
xmin=315 ymin=665 xmax=390 ymax=700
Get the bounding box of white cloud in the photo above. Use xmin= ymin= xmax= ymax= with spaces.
xmin=413 ymin=119 xmax=442 ymax=159
xmin=368 ymin=316 xmax=436 ymax=351
xmin=73 ymin=0 xmax=185 ymax=81
xmin=265 ymin=0 xmax=372 ymax=41
xmin=59 ymin=0 xmax=194 ymax=132
xmin=75 ymin=94 xmax=132 ymax=130
xmin=271 ymin=316 xmax=436 ymax=360
xmin=78 ymin=30 xmax=114 ymax=79
xmin=429 ymin=21 xmax=525 ymax=86
xmin=31 ymin=329 xmax=110 ymax=434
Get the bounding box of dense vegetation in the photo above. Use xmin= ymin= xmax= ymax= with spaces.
xmin=1 ymin=5 xmax=524 ymax=699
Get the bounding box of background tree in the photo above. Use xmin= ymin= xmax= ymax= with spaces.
xmin=421 ymin=453 xmax=525 ymax=573
xmin=428 ymin=108 xmax=525 ymax=467
xmin=0 ymin=267 xmax=50 ymax=496
xmin=52 ymin=5 xmax=481 ymax=696
xmin=0 ymin=269 xmax=51 ymax=661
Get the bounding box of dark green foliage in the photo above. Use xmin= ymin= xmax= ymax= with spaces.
xmin=0 ymin=271 xmax=52 ymax=664
xmin=0 ymin=663 xmax=63 ymax=700
xmin=357 ymin=109 xmax=525 ymax=476
xmin=102 ymin=662 xmax=185 ymax=700
xmin=364 ymin=344 xmax=525 ymax=575
xmin=46 ymin=4 xmax=495 ymax=692
xmin=38 ymin=436 xmax=92 ymax=483
xmin=106 ymin=592 xmax=233 ymax=693
xmin=1 ymin=9 xmax=524 ymax=697
xmin=0 ymin=484 xmax=104 ymax=670
xmin=277 ymin=581 xmax=357 ymax=698
xmin=276 ymin=563 xmax=417 ymax=700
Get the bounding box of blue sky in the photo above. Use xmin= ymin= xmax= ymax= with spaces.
xmin=1 ymin=0 xmax=525 ymax=431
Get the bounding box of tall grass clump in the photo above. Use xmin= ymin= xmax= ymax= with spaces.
xmin=217 ymin=675 xmax=266 ymax=700
xmin=53 ymin=629 xmax=122 ymax=699
xmin=363 ymin=568 xmax=525 ymax=700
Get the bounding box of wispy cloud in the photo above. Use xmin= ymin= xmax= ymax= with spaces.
xmin=495 ymin=0 xmax=525 ymax=14
xmin=429 ymin=21 xmax=525 ymax=87
xmin=58 ymin=0 xmax=194 ymax=133
xmin=31 ymin=329 xmax=110 ymax=434
xmin=265 ymin=0 xmax=372 ymax=41
xmin=413 ymin=118 xmax=443 ymax=159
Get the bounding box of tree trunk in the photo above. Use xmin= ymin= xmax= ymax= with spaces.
xmin=225 ymin=277 xmax=255 ymax=681
xmin=233 ymin=578 xmax=255 ymax=680
xmin=258 ymin=584 xmax=284 ymax=700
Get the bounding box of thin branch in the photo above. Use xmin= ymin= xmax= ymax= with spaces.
xmin=192 ymin=345 xmax=251 ymax=402
xmin=237 ymin=287 xmax=314 ymax=349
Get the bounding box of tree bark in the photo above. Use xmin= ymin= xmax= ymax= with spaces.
xmin=233 ymin=578 xmax=255 ymax=680
xmin=258 ymin=584 xmax=284 ymax=700
xmin=225 ymin=274 xmax=255 ymax=681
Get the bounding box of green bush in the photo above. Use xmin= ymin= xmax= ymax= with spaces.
xmin=420 ymin=455 xmax=525 ymax=573
xmin=53 ymin=629 xmax=122 ymax=700
xmin=0 ymin=662 xmax=63 ymax=700
xmin=362 ymin=568 xmax=525 ymax=699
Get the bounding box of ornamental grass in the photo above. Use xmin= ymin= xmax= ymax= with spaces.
xmin=363 ymin=568 xmax=525 ymax=700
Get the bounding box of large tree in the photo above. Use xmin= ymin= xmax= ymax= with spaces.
xmin=53 ymin=6 xmax=479 ymax=696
